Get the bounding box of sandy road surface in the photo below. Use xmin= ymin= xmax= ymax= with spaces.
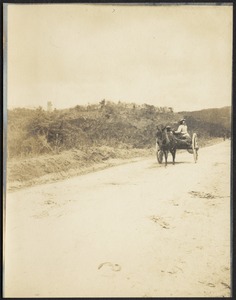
xmin=4 ymin=141 xmax=231 ymax=297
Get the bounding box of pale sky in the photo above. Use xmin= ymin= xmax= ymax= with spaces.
xmin=5 ymin=4 xmax=232 ymax=112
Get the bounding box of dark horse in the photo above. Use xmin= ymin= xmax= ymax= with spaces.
xmin=156 ymin=126 xmax=177 ymax=166
xmin=156 ymin=126 xmax=193 ymax=166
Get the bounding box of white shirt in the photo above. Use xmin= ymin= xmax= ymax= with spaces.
xmin=175 ymin=124 xmax=190 ymax=138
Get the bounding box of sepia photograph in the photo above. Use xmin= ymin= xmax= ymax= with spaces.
xmin=3 ymin=3 xmax=232 ymax=297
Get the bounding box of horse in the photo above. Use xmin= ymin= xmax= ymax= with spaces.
xmin=156 ymin=126 xmax=177 ymax=166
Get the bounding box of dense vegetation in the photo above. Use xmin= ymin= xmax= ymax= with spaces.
xmin=7 ymin=101 xmax=231 ymax=159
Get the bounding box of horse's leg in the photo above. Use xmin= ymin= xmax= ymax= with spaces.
xmin=164 ymin=150 xmax=168 ymax=167
xmin=171 ymin=149 xmax=176 ymax=165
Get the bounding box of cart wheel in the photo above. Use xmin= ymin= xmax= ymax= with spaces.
xmin=157 ymin=150 xmax=163 ymax=164
xmin=192 ymin=133 xmax=199 ymax=163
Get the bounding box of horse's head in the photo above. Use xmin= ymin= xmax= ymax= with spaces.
xmin=162 ymin=127 xmax=170 ymax=145
xmin=156 ymin=126 xmax=170 ymax=146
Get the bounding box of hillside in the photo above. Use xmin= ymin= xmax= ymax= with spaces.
xmin=181 ymin=106 xmax=231 ymax=128
xmin=7 ymin=102 xmax=231 ymax=159
xmin=180 ymin=106 xmax=231 ymax=136
xmin=6 ymin=101 xmax=230 ymax=190
xmin=7 ymin=102 xmax=178 ymax=158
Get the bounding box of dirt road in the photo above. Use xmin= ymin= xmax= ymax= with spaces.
xmin=4 ymin=141 xmax=231 ymax=297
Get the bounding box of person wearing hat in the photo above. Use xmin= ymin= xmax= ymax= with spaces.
xmin=174 ymin=119 xmax=191 ymax=142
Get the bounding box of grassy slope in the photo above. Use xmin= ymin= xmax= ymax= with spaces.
xmin=7 ymin=146 xmax=153 ymax=191
xmin=7 ymin=137 xmax=225 ymax=192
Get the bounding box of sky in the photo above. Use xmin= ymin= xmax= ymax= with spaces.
xmin=5 ymin=4 xmax=232 ymax=112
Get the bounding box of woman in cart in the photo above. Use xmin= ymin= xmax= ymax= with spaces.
xmin=173 ymin=118 xmax=191 ymax=143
